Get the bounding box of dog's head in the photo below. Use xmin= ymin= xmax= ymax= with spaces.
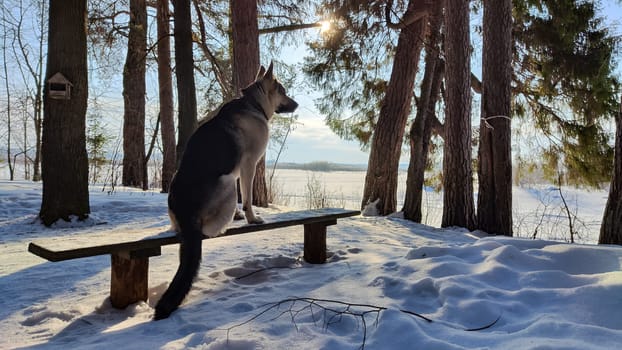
xmin=246 ymin=62 xmax=298 ymax=117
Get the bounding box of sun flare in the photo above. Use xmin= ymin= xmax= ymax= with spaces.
xmin=319 ymin=20 xmax=332 ymax=34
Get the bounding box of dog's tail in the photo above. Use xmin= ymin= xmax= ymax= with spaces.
xmin=154 ymin=224 xmax=203 ymax=320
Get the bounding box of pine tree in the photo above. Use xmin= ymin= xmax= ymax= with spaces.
xmin=304 ymin=0 xmax=432 ymax=215
xmin=442 ymin=0 xmax=475 ymax=229
xmin=513 ymin=0 xmax=618 ymax=187
xmin=477 ymin=0 xmax=513 ymax=235
xmin=361 ymin=0 xmax=428 ymax=215
xmin=403 ymin=1 xmax=444 ymax=222
xmin=303 ymin=1 xmax=412 ymax=147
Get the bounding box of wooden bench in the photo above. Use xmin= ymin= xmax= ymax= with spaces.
xmin=28 ymin=208 xmax=360 ymax=309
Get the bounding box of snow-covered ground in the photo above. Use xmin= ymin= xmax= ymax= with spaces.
xmin=1 ymin=179 xmax=621 ymax=349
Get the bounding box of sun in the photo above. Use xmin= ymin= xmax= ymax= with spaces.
xmin=319 ymin=20 xmax=332 ymax=34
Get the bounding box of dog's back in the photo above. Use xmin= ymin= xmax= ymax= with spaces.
xmin=168 ymin=100 xmax=244 ymax=217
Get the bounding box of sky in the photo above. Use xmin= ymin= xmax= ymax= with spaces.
xmin=268 ymin=92 xmax=371 ymax=164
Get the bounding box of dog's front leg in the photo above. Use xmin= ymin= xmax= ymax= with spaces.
xmin=240 ymin=160 xmax=264 ymax=224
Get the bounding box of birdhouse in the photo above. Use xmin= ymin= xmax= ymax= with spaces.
xmin=47 ymin=72 xmax=73 ymax=100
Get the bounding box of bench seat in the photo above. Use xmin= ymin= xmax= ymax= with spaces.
xmin=28 ymin=208 xmax=360 ymax=309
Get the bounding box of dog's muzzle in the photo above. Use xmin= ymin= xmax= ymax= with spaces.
xmin=277 ymin=98 xmax=299 ymax=114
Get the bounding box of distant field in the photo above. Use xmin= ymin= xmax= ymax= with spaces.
xmin=269 ymin=161 xmax=368 ymax=172
xmin=269 ymin=168 xmax=606 ymax=244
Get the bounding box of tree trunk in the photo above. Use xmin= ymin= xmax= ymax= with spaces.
xmin=599 ymin=97 xmax=622 ymax=244
xmin=33 ymin=93 xmax=42 ymax=182
xmin=231 ymin=0 xmax=260 ymax=96
xmin=23 ymin=115 xmax=28 ymax=178
xmin=477 ymin=0 xmax=513 ymax=235
xmin=361 ymin=0 xmax=426 ymax=215
xmin=173 ymin=0 xmax=198 ymax=166
xmin=403 ymin=1 xmax=443 ymax=222
xmin=442 ymin=0 xmax=475 ymax=230
xmin=157 ymin=0 xmax=176 ymax=193
xmin=32 ymin=0 xmax=45 ymax=182
xmin=122 ymin=0 xmax=147 ymax=188
xmin=1 ymin=11 xmax=14 ymax=181
xmin=403 ymin=61 xmax=443 ymax=221
xmin=230 ymin=0 xmax=268 ymax=207
xmin=39 ymin=0 xmax=90 ymax=226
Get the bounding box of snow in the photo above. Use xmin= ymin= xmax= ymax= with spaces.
xmin=1 ymin=179 xmax=622 ymax=349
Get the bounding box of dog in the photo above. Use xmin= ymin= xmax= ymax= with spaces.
xmin=154 ymin=62 xmax=298 ymax=320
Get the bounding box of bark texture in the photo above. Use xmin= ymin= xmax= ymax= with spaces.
xmin=442 ymin=0 xmax=475 ymax=229
xmin=157 ymin=0 xmax=176 ymax=193
xmin=477 ymin=0 xmax=513 ymax=235
xmin=599 ymin=97 xmax=622 ymax=245
xmin=173 ymin=0 xmax=198 ymax=165
xmin=361 ymin=0 xmax=427 ymax=215
xmin=403 ymin=1 xmax=443 ymax=222
xmin=122 ymin=0 xmax=147 ymax=188
xmin=230 ymin=0 xmax=268 ymax=207
xmin=39 ymin=0 xmax=90 ymax=226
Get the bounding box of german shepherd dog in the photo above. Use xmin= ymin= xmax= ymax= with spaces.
xmin=154 ymin=63 xmax=298 ymax=320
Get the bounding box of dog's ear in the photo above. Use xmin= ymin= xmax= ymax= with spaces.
xmin=255 ymin=65 xmax=266 ymax=81
xmin=264 ymin=61 xmax=274 ymax=81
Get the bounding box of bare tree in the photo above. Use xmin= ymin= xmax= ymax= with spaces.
xmin=441 ymin=0 xmax=475 ymax=229
xmin=157 ymin=0 xmax=176 ymax=193
xmin=2 ymin=0 xmax=46 ymax=181
xmin=1 ymin=6 xmax=15 ymax=180
xmin=18 ymin=95 xmax=31 ymax=179
xmin=39 ymin=0 xmax=90 ymax=226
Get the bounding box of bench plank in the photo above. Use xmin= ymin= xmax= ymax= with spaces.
xmin=28 ymin=208 xmax=360 ymax=262
xmin=27 ymin=208 xmax=360 ymax=310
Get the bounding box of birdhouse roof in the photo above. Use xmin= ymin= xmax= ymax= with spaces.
xmin=48 ymin=72 xmax=73 ymax=86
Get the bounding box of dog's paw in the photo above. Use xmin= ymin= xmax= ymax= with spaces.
xmin=233 ymin=208 xmax=245 ymax=221
xmin=247 ymin=216 xmax=264 ymax=225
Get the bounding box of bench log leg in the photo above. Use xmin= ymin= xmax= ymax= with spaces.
xmin=110 ymin=247 xmax=160 ymax=309
xmin=110 ymin=253 xmax=149 ymax=309
xmin=304 ymin=219 xmax=336 ymax=264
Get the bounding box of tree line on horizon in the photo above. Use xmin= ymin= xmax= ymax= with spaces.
xmin=0 ymin=0 xmax=621 ymax=244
